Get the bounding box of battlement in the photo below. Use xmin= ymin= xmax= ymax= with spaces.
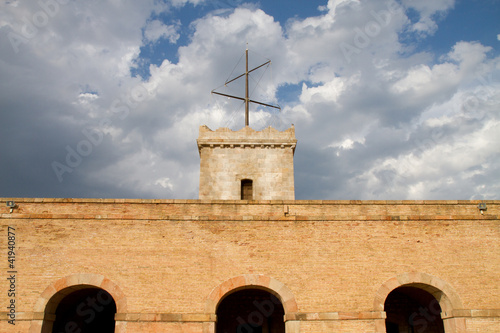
xmin=197 ymin=125 xmax=297 ymax=155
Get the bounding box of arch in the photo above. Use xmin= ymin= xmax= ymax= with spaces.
xmin=50 ymin=287 xmax=117 ymax=333
xmin=216 ymin=288 xmax=285 ymax=333
xmin=374 ymin=272 xmax=465 ymax=333
xmin=29 ymin=274 xmax=127 ymax=333
xmin=206 ymin=274 xmax=298 ymax=315
xmin=385 ymin=286 xmax=445 ymax=332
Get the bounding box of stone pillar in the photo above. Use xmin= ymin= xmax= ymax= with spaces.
xmin=285 ymin=319 xmax=301 ymax=333
xmin=203 ymin=321 xmax=216 ymax=333
xmin=442 ymin=316 xmax=466 ymax=332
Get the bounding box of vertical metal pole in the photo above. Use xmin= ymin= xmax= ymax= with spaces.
xmin=245 ymin=47 xmax=249 ymax=127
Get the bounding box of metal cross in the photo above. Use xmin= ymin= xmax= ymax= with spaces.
xmin=211 ymin=47 xmax=281 ymax=126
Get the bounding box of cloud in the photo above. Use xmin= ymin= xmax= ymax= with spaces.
xmin=280 ymin=0 xmax=499 ymax=199
xmin=400 ymin=0 xmax=455 ymax=35
xmin=0 ymin=0 xmax=498 ymax=200
xmin=351 ymin=91 xmax=500 ymax=199
xmin=144 ymin=19 xmax=180 ymax=43
xmin=171 ymin=0 xmax=206 ymax=7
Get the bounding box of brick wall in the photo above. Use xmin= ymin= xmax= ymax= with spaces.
xmin=0 ymin=199 xmax=498 ymax=332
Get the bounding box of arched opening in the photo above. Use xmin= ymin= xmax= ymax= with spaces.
xmin=385 ymin=286 xmax=445 ymax=333
xmin=42 ymin=286 xmax=116 ymax=333
xmin=216 ymin=288 xmax=285 ymax=333
xmin=241 ymin=179 xmax=253 ymax=200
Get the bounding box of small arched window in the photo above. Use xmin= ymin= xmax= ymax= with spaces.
xmin=241 ymin=179 xmax=253 ymax=200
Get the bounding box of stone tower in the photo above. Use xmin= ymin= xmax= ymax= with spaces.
xmin=197 ymin=125 xmax=297 ymax=200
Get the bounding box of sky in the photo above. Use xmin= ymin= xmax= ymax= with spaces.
xmin=0 ymin=0 xmax=499 ymax=200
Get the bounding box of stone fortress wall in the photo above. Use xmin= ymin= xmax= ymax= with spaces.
xmin=1 ymin=198 xmax=498 ymax=332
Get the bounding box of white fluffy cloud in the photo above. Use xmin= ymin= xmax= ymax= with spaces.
xmin=401 ymin=0 xmax=455 ymax=35
xmin=144 ymin=20 xmax=180 ymax=43
xmin=0 ymin=0 xmax=498 ymax=200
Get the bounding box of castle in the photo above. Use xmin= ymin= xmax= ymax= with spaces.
xmin=1 ymin=123 xmax=499 ymax=333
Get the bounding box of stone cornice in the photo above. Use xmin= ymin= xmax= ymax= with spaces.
xmin=197 ymin=141 xmax=297 ymax=151
xmin=4 ymin=309 xmax=499 ymax=322
xmin=197 ymin=125 xmax=297 ymax=154
xmin=1 ymin=198 xmax=498 ymax=205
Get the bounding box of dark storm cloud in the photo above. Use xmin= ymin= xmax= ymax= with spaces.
xmin=1 ymin=0 xmax=498 ymax=200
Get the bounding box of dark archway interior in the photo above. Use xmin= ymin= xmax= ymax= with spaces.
xmin=216 ymin=288 xmax=285 ymax=333
xmin=51 ymin=287 xmax=116 ymax=333
xmin=385 ymin=286 xmax=445 ymax=333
